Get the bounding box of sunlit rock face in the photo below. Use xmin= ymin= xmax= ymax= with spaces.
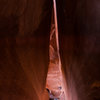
xmin=0 ymin=0 xmax=52 ymax=100
xmin=57 ymin=0 xmax=100 ymax=100
xmin=46 ymin=12 xmax=66 ymax=98
xmin=46 ymin=22 xmax=62 ymax=99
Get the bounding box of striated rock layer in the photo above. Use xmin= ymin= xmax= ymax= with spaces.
xmin=57 ymin=0 xmax=100 ymax=100
xmin=0 ymin=0 xmax=52 ymax=100
xmin=0 ymin=0 xmax=100 ymax=100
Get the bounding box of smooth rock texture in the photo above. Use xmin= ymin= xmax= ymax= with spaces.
xmin=57 ymin=0 xmax=100 ymax=100
xmin=0 ymin=0 xmax=52 ymax=100
xmin=0 ymin=0 xmax=100 ymax=100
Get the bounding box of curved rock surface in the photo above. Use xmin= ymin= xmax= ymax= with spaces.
xmin=0 ymin=0 xmax=100 ymax=100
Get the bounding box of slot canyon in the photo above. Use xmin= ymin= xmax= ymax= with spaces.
xmin=0 ymin=0 xmax=100 ymax=100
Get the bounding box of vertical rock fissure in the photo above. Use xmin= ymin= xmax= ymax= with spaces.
xmin=46 ymin=0 xmax=65 ymax=99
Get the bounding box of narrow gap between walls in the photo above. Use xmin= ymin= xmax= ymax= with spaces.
xmin=46 ymin=0 xmax=66 ymax=100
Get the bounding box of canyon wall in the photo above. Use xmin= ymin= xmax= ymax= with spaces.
xmin=0 ymin=0 xmax=52 ymax=100
xmin=0 ymin=0 xmax=100 ymax=100
xmin=57 ymin=0 xmax=100 ymax=100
